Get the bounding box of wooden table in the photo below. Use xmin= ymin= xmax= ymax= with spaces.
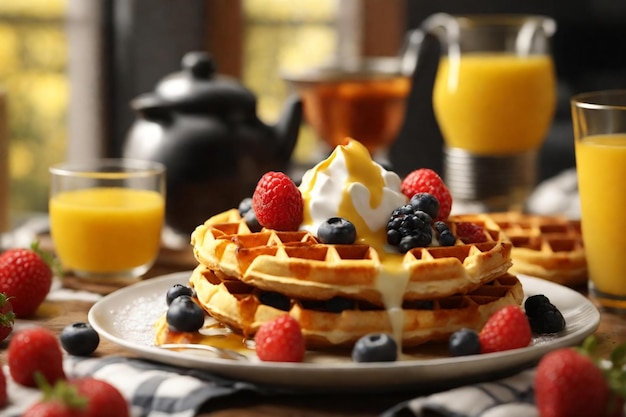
xmin=2 ymin=241 xmax=626 ymax=417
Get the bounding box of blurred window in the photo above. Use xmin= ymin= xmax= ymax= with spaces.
xmin=242 ymin=0 xmax=338 ymax=164
xmin=0 ymin=0 xmax=68 ymax=216
xmin=0 ymin=0 xmax=402 ymax=221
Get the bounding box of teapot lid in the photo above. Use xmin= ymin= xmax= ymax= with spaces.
xmin=152 ymin=51 xmax=256 ymax=113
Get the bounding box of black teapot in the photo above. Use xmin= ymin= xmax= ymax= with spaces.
xmin=123 ymin=51 xmax=302 ymax=236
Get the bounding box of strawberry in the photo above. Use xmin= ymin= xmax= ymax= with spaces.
xmin=0 ymin=292 xmax=15 ymax=342
xmin=252 ymin=171 xmax=303 ymax=231
xmin=401 ymin=169 xmax=452 ymax=221
xmin=0 ymin=363 xmax=7 ymax=408
xmin=22 ymin=374 xmax=87 ymax=417
xmin=0 ymin=242 xmax=54 ymax=317
xmin=8 ymin=326 xmax=66 ymax=387
xmin=72 ymin=377 xmax=130 ymax=417
xmin=456 ymin=222 xmax=488 ymax=244
xmin=535 ymin=347 xmax=616 ymax=417
xmin=254 ymin=315 xmax=306 ymax=362
xmin=22 ymin=374 xmax=129 ymax=417
xmin=22 ymin=400 xmax=83 ymax=417
xmin=479 ymin=305 xmax=531 ymax=353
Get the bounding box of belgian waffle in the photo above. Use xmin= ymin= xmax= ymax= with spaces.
xmin=453 ymin=212 xmax=586 ymax=286
xmin=183 ymin=265 xmax=524 ymax=349
xmin=191 ymin=209 xmax=513 ymax=305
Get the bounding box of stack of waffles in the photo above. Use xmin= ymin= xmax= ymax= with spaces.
xmin=454 ymin=212 xmax=586 ymax=287
xmin=173 ymin=209 xmax=524 ymax=349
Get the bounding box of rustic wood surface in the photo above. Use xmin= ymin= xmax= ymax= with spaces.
xmin=2 ymin=239 xmax=625 ymax=417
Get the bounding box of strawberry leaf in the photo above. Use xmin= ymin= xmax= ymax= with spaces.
xmin=0 ymin=293 xmax=15 ymax=326
xmin=610 ymin=343 xmax=626 ymax=369
xmin=30 ymin=240 xmax=64 ymax=279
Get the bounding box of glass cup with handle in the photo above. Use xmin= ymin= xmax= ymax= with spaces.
xmin=408 ymin=13 xmax=558 ymax=213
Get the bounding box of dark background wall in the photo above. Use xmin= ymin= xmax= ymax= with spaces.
xmin=390 ymin=0 xmax=626 ymax=181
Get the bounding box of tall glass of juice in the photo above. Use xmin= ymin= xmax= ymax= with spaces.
xmin=49 ymin=159 xmax=165 ymax=281
xmin=571 ymin=90 xmax=626 ymax=311
xmin=423 ymin=14 xmax=557 ymax=212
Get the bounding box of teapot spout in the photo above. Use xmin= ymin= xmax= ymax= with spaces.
xmin=272 ymin=94 xmax=303 ymax=164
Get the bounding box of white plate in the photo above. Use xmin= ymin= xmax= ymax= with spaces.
xmin=88 ymin=271 xmax=600 ymax=391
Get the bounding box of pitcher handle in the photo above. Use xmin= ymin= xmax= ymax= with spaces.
xmin=399 ymin=13 xmax=458 ymax=76
xmin=399 ymin=28 xmax=425 ymax=76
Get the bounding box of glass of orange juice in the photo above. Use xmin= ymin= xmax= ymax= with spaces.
xmin=49 ymin=159 xmax=165 ymax=281
xmin=419 ymin=14 xmax=558 ymax=212
xmin=571 ymin=90 xmax=626 ymax=311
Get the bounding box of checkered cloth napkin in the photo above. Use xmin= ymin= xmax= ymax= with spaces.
xmin=4 ymin=356 xmax=543 ymax=417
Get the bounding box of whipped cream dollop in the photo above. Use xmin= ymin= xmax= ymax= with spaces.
xmin=298 ymin=139 xmax=407 ymax=249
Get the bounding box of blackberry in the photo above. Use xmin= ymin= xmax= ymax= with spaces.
xmin=386 ymin=205 xmax=433 ymax=252
xmin=409 ymin=193 xmax=440 ymax=220
xmin=352 ymin=333 xmax=398 ymax=363
xmin=448 ymin=328 xmax=481 ymax=356
xmin=317 ymin=217 xmax=357 ymax=244
xmin=524 ymin=294 xmax=566 ymax=334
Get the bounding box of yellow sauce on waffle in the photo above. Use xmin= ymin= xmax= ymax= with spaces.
xmin=299 ymin=139 xmax=413 ymax=351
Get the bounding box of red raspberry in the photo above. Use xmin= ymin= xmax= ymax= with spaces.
xmin=456 ymin=222 xmax=488 ymax=244
xmin=401 ymin=169 xmax=452 ymax=221
xmin=479 ymin=305 xmax=532 ymax=353
xmin=254 ymin=315 xmax=306 ymax=362
xmin=252 ymin=171 xmax=303 ymax=231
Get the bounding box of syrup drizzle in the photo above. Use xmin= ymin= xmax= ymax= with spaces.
xmin=299 ymin=138 xmax=411 ymax=352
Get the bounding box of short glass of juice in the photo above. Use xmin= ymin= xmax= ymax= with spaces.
xmin=49 ymin=158 xmax=165 ymax=281
xmin=571 ymin=90 xmax=626 ymax=311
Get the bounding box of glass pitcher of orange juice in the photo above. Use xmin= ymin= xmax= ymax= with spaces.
xmin=411 ymin=14 xmax=557 ymax=213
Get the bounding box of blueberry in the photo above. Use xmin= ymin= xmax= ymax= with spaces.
xmin=449 ymin=328 xmax=481 ymax=356
xmin=434 ymin=221 xmax=449 ymax=234
xmin=317 ymin=217 xmax=357 ymax=244
xmin=438 ymin=230 xmax=456 ymax=246
xmin=166 ymin=295 xmax=205 ymax=332
xmin=238 ymin=197 xmax=253 ymax=216
xmin=60 ymin=322 xmax=100 ymax=356
xmin=166 ymin=284 xmax=194 ymax=306
xmin=524 ymin=294 xmax=566 ymax=334
xmin=352 ymin=333 xmax=398 ymax=363
xmin=409 ymin=193 xmax=440 ymax=220
xmin=244 ymin=209 xmax=263 ymax=232
xmin=352 ymin=333 xmax=398 ymax=362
